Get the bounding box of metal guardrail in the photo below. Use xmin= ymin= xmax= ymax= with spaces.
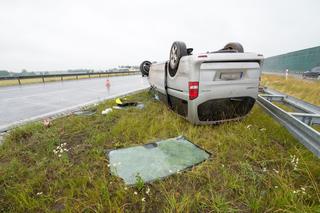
xmin=264 ymin=88 xmax=320 ymax=114
xmin=257 ymin=89 xmax=320 ymax=158
xmin=0 ymin=71 xmax=140 ymax=85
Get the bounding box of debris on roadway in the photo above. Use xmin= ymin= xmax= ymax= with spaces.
xmin=113 ymin=98 xmax=144 ymax=110
xmin=43 ymin=118 xmax=51 ymax=128
xmin=101 ymin=108 xmax=113 ymax=115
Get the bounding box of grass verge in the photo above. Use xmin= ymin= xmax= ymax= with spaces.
xmin=261 ymin=74 xmax=320 ymax=106
xmin=0 ymin=91 xmax=319 ymax=212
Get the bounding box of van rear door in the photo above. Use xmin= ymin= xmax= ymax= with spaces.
xmin=199 ymin=62 xmax=261 ymax=88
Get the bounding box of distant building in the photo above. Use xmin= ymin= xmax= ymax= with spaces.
xmin=108 ymin=65 xmax=139 ymax=72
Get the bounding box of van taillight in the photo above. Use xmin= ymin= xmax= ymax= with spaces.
xmin=189 ymin=81 xmax=199 ymax=100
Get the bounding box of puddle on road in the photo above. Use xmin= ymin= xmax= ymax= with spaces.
xmin=107 ymin=136 xmax=210 ymax=185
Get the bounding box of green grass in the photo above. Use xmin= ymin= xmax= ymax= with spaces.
xmin=312 ymin=125 xmax=320 ymax=132
xmin=0 ymin=91 xmax=319 ymax=212
xmin=0 ymin=73 xmax=135 ymax=87
xmin=262 ymin=74 xmax=320 ymax=106
xmin=273 ymin=102 xmax=298 ymax=112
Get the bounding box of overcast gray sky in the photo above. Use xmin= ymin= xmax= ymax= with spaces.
xmin=1 ymin=0 xmax=319 ymax=72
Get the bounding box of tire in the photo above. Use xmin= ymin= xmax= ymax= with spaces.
xmin=223 ymin=42 xmax=244 ymax=53
xmin=140 ymin=60 xmax=151 ymax=77
xmin=169 ymin=41 xmax=188 ymax=77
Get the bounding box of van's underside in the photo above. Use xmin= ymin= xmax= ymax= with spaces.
xmin=154 ymin=88 xmax=255 ymax=124
xmin=197 ymin=97 xmax=255 ymax=122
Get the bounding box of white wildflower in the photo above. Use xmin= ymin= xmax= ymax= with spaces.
xmin=134 ymin=191 xmax=138 ymax=195
xmin=36 ymin=192 xmax=43 ymax=195
xmin=262 ymin=167 xmax=267 ymax=172
xmin=124 ymin=187 xmax=128 ymax=191
xmin=221 ymin=164 xmax=225 ymax=168
xmin=293 ymin=188 xmax=306 ymax=195
xmin=260 ymin=128 xmax=266 ymax=131
xmin=58 ymin=154 xmax=61 ymax=158
xmin=273 ymin=169 xmax=279 ymax=174
xmin=107 ymin=164 xmax=110 ymax=167
xmin=275 ymin=185 xmax=278 ymax=189
xmin=246 ymin=124 xmax=252 ymax=129
xmin=290 ymin=155 xmax=299 ymax=170
xmin=141 ymin=197 xmax=146 ymax=202
xmin=146 ymin=187 xmax=150 ymax=194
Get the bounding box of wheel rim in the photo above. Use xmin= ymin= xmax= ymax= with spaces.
xmin=170 ymin=44 xmax=178 ymax=68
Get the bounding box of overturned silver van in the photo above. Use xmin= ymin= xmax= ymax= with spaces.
xmin=141 ymin=41 xmax=264 ymax=124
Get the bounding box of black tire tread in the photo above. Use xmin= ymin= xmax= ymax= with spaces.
xmin=223 ymin=42 xmax=244 ymax=53
xmin=140 ymin=60 xmax=151 ymax=76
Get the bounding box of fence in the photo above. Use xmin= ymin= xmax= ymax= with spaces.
xmin=0 ymin=71 xmax=140 ymax=85
xmin=263 ymin=46 xmax=320 ymax=73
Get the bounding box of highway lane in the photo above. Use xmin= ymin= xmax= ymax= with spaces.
xmin=0 ymin=75 xmax=149 ymax=132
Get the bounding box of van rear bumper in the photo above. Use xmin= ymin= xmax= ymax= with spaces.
xmin=196 ymin=97 xmax=255 ymax=123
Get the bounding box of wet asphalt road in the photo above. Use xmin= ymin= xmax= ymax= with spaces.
xmin=0 ymin=75 xmax=149 ymax=132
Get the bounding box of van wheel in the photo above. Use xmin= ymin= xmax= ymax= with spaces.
xmin=223 ymin=42 xmax=244 ymax=53
xmin=140 ymin=61 xmax=151 ymax=76
xmin=169 ymin=41 xmax=187 ymax=77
